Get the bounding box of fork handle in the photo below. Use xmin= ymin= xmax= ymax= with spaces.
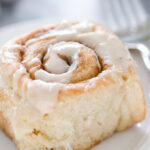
xmin=126 ymin=42 xmax=150 ymax=71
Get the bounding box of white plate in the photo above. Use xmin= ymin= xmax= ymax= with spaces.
xmin=0 ymin=20 xmax=150 ymax=150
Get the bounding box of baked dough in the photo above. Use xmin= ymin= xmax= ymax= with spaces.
xmin=0 ymin=21 xmax=145 ymax=150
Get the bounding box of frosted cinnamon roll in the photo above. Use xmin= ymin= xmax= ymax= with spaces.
xmin=0 ymin=21 xmax=145 ymax=150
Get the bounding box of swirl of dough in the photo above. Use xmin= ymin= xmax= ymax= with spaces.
xmin=0 ymin=21 xmax=133 ymax=113
xmin=23 ymin=41 xmax=100 ymax=83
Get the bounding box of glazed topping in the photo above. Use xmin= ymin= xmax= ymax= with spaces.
xmin=0 ymin=21 xmax=133 ymax=113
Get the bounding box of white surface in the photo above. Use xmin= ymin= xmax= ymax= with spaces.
xmin=0 ymin=21 xmax=149 ymax=150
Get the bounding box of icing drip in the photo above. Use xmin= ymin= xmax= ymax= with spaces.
xmin=27 ymin=80 xmax=62 ymax=113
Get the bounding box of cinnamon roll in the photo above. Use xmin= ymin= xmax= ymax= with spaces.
xmin=0 ymin=21 xmax=145 ymax=150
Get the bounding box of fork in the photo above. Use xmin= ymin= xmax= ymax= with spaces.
xmin=101 ymin=0 xmax=149 ymax=38
xmin=126 ymin=42 xmax=150 ymax=71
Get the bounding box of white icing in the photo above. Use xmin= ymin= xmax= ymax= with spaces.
xmin=35 ymin=41 xmax=80 ymax=83
xmin=25 ymin=57 xmax=41 ymax=74
xmin=71 ymin=22 xmax=94 ymax=33
xmin=0 ymin=44 xmax=23 ymax=63
xmin=13 ymin=65 xmax=27 ymax=92
xmin=44 ymin=42 xmax=80 ymax=74
xmin=4 ymin=44 xmax=23 ymax=49
xmin=27 ymin=80 xmax=62 ymax=113
xmin=1 ymin=21 xmax=133 ymax=113
xmin=95 ymin=34 xmax=131 ymax=71
xmin=78 ymin=32 xmax=107 ymax=49
xmin=27 ymin=57 xmax=41 ymax=66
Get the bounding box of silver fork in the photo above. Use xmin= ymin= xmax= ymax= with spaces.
xmin=126 ymin=43 xmax=150 ymax=71
xmin=101 ymin=0 xmax=149 ymax=37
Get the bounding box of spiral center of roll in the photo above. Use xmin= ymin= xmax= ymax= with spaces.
xmin=21 ymin=22 xmax=103 ymax=83
xmin=43 ymin=42 xmax=80 ymax=74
